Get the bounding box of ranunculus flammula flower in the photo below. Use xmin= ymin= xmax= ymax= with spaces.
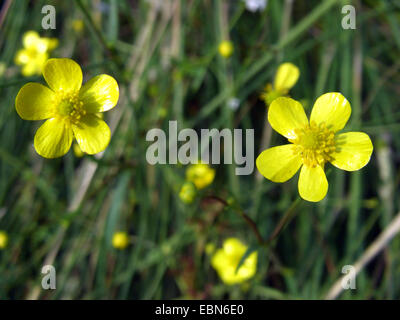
xmin=16 ymin=58 xmax=119 ymax=158
xmin=186 ymin=163 xmax=216 ymax=190
xmin=211 ymin=238 xmax=257 ymax=285
xmin=260 ymin=62 xmax=299 ymax=105
xmin=15 ymin=31 xmax=58 ymax=77
xmin=256 ymin=93 xmax=373 ymax=202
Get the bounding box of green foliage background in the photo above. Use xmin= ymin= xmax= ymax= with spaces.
xmin=0 ymin=0 xmax=400 ymax=299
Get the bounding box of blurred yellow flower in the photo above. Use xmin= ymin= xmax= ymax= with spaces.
xmin=73 ymin=142 xmax=85 ymax=158
xmin=72 ymin=19 xmax=84 ymax=33
xmin=256 ymin=93 xmax=373 ymax=202
xmin=14 ymin=31 xmax=58 ymax=77
xmin=179 ymin=182 xmax=197 ymax=204
xmin=0 ymin=231 xmax=8 ymax=249
xmin=186 ymin=163 xmax=215 ymax=189
xmin=112 ymin=232 xmax=129 ymax=250
xmin=218 ymin=40 xmax=234 ymax=58
xmin=15 ymin=58 xmax=119 ymax=158
xmin=211 ymin=238 xmax=257 ymax=285
xmin=0 ymin=62 xmax=6 ymax=77
xmin=260 ymin=62 xmax=299 ymax=105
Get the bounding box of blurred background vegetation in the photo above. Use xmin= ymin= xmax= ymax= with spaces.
xmin=0 ymin=0 xmax=400 ymax=299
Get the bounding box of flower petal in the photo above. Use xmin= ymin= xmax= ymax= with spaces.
xmin=310 ymin=92 xmax=351 ymax=132
xmin=34 ymin=118 xmax=73 ymax=158
xmin=268 ymin=97 xmax=308 ymax=139
xmin=330 ymin=132 xmax=373 ymax=171
xmin=72 ymin=114 xmax=111 ymax=155
xmin=256 ymin=144 xmax=302 ymax=182
xmin=273 ymin=62 xmax=300 ymax=92
xmin=15 ymin=83 xmax=56 ymax=120
xmin=79 ymin=74 xmax=119 ymax=113
xmin=43 ymin=58 xmax=82 ymax=93
xmin=298 ymin=165 xmax=328 ymax=202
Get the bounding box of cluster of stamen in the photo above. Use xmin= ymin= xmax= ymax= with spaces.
xmin=289 ymin=121 xmax=336 ymax=167
xmin=55 ymin=90 xmax=86 ymax=124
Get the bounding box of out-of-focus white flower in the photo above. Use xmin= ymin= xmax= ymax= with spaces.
xmin=242 ymin=0 xmax=267 ymax=12
xmin=228 ymin=97 xmax=240 ymax=111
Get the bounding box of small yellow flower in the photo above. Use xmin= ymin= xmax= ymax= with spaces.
xmin=72 ymin=19 xmax=84 ymax=33
xmin=0 ymin=62 xmax=6 ymax=77
xmin=186 ymin=163 xmax=215 ymax=189
xmin=14 ymin=31 xmax=58 ymax=77
xmin=179 ymin=182 xmax=197 ymax=204
xmin=211 ymin=238 xmax=257 ymax=285
xmin=73 ymin=142 xmax=85 ymax=158
xmin=0 ymin=231 xmax=8 ymax=249
xmin=260 ymin=62 xmax=299 ymax=105
xmin=15 ymin=58 xmax=119 ymax=158
xmin=256 ymin=93 xmax=373 ymax=202
xmin=218 ymin=40 xmax=234 ymax=58
xmin=112 ymin=232 xmax=129 ymax=250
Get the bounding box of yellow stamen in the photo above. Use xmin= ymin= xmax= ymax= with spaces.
xmin=289 ymin=121 xmax=336 ymax=167
xmin=55 ymin=90 xmax=86 ymax=124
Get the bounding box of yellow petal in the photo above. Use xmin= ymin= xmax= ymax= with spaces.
xmin=43 ymin=58 xmax=82 ymax=93
xmin=34 ymin=118 xmax=73 ymax=158
xmin=79 ymin=74 xmax=119 ymax=113
xmin=310 ymin=92 xmax=351 ymax=132
xmin=330 ymin=132 xmax=373 ymax=171
xmin=72 ymin=114 xmax=111 ymax=155
xmin=256 ymin=144 xmax=302 ymax=182
xmin=23 ymin=31 xmax=40 ymax=49
xmin=268 ymin=97 xmax=308 ymax=139
xmin=14 ymin=49 xmax=29 ymax=65
xmin=298 ymin=165 xmax=328 ymax=202
xmin=274 ymin=62 xmax=300 ymax=92
xmin=15 ymin=83 xmax=56 ymax=120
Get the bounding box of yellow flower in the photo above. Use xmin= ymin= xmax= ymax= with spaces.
xmin=260 ymin=62 xmax=299 ymax=105
xmin=15 ymin=58 xmax=119 ymax=158
xmin=186 ymin=163 xmax=215 ymax=189
xmin=179 ymin=182 xmax=197 ymax=204
xmin=256 ymin=93 xmax=373 ymax=202
xmin=14 ymin=31 xmax=58 ymax=77
xmin=0 ymin=231 xmax=8 ymax=249
xmin=218 ymin=40 xmax=234 ymax=58
xmin=73 ymin=142 xmax=85 ymax=157
xmin=72 ymin=19 xmax=84 ymax=33
xmin=211 ymin=238 xmax=257 ymax=285
xmin=112 ymin=232 xmax=129 ymax=250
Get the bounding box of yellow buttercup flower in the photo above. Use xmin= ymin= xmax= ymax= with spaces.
xmin=186 ymin=163 xmax=215 ymax=189
xmin=15 ymin=31 xmax=58 ymax=77
xmin=218 ymin=40 xmax=234 ymax=58
xmin=260 ymin=62 xmax=299 ymax=105
xmin=112 ymin=232 xmax=130 ymax=250
xmin=15 ymin=58 xmax=119 ymax=158
xmin=256 ymin=93 xmax=373 ymax=202
xmin=211 ymin=238 xmax=257 ymax=285
xmin=72 ymin=19 xmax=85 ymax=33
xmin=179 ymin=182 xmax=197 ymax=204
xmin=0 ymin=231 xmax=8 ymax=249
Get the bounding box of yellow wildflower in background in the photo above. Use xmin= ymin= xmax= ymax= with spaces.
xmin=179 ymin=182 xmax=197 ymax=204
xmin=186 ymin=163 xmax=215 ymax=189
xmin=15 ymin=58 xmax=119 ymax=158
xmin=260 ymin=62 xmax=299 ymax=105
xmin=211 ymin=238 xmax=257 ymax=285
xmin=15 ymin=31 xmax=58 ymax=77
xmin=112 ymin=232 xmax=129 ymax=250
xmin=0 ymin=231 xmax=8 ymax=249
xmin=218 ymin=40 xmax=234 ymax=58
xmin=256 ymin=93 xmax=373 ymax=202
xmin=72 ymin=19 xmax=84 ymax=33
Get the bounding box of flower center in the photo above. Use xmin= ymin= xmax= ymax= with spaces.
xmin=289 ymin=121 xmax=336 ymax=167
xmin=55 ymin=91 xmax=86 ymax=124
